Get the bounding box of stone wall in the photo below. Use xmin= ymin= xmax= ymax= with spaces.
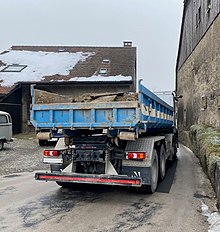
xmin=180 ymin=125 xmax=220 ymax=209
xmin=176 ymin=2 xmax=220 ymax=211
xmin=177 ymin=14 xmax=220 ymax=132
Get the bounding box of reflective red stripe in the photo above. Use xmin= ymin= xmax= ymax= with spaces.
xmin=38 ymin=175 xmax=140 ymax=186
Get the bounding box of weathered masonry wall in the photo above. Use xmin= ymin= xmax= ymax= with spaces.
xmin=177 ymin=13 xmax=220 ymax=132
xmin=177 ymin=0 xmax=220 ymax=70
xmin=180 ymin=125 xmax=220 ymax=210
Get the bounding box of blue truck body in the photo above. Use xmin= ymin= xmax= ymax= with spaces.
xmin=30 ymin=82 xmax=174 ymax=134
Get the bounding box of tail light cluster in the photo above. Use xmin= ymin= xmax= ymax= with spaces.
xmin=126 ymin=152 xmax=146 ymax=160
xmin=44 ymin=150 xmax=59 ymax=157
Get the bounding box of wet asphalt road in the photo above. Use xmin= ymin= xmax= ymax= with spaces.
xmin=0 ymin=145 xmax=218 ymax=232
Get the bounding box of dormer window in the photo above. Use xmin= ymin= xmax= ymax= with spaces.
xmin=1 ymin=64 xmax=27 ymax=72
xmin=99 ymin=68 xmax=108 ymax=75
xmin=102 ymin=59 xmax=110 ymax=64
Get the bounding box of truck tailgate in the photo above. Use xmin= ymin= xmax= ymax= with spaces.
xmin=31 ymin=101 xmax=140 ymax=130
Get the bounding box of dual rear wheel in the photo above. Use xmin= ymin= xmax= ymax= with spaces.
xmin=138 ymin=144 xmax=166 ymax=194
xmin=0 ymin=140 xmax=4 ymax=151
xmin=52 ymin=144 xmax=168 ymax=194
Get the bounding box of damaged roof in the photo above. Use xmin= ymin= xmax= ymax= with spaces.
xmin=0 ymin=45 xmax=136 ymax=94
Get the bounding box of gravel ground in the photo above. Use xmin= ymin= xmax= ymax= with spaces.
xmin=0 ymin=133 xmax=52 ymax=176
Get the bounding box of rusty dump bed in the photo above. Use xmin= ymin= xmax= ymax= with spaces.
xmin=30 ymin=83 xmax=174 ymax=132
xmin=33 ymin=89 xmax=138 ymax=104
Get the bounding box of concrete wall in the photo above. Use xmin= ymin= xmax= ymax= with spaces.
xmin=177 ymin=14 xmax=220 ymax=132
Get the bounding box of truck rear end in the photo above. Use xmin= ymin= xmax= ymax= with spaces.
xmin=31 ymin=81 xmax=178 ymax=193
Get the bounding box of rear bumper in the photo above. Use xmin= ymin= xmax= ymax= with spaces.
xmin=35 ymin=172 xmax=142 ymax=187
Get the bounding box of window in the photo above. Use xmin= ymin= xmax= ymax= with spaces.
xmin=102 ymin=59 xmax=110 ymax=64
xmin=201 ymin=96 xmax=207 ymax=110
xmin=98 ymin=68 xmax=108 ymax=75
xmin=183 ymin=108 xmax=187 ymax=127
xmin=1 ymin=64 xmax=27 ymax=72
xmin=196 ymin=6 xmax=201 ymax=27
xmin=217 ymin=96 xmax=220 ymax=109
xmin=0 ymin=115 xmax=7 ymax=124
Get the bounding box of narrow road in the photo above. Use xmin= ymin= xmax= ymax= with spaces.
xmin=0 ymin=145 xmax=218 ymax=232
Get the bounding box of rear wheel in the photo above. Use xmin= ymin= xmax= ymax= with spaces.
xmin=137 ymin=149 xmax=159 ymax=194
xmin=50 ymin=164 xmax=63 ymax=172
xmin=56 ymin=181 xmax=77 ymax=188
xmin=169 ymin=146 xmax=177 ymax=163
xmin=52 ymin=165 xmax=78 ymax=188
xmin=159 ymin=145 xmax=166 ymax=181
xmin=0 ymin=141 xmax=4 ymax=151
xmin=38 ymin=139 xmax=48 ymax=146
xmin=173 ymin=146 xmax=177 ymax=160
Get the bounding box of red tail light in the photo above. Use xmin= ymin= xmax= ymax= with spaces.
xmin=44 ymin=150 xmax=59 ymax=157
xmin=127 ymin=152 xmax=146 ymax=160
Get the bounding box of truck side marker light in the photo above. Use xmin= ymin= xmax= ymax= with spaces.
xmin=127 ymin=152 xmax=146 ymax=160
xmin=44 ymin=150 xmax=59 ymax=157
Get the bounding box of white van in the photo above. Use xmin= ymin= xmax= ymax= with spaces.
xmin=0 ymin=111 xmax=13 ymax=150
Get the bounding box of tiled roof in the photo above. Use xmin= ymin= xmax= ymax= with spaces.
xmin=0 ymin=45 xmax=136 ymax=95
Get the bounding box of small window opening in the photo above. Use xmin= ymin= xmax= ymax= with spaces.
xmin=201 ymin=96 xmax=207 ymax=110
xmin=196 ymin=6 xmax=201 ymax=27
xmin=217 ymin=96 xmax=220 ymax=109
xmin=1 ymin=64 xmax=27 ymax=72
xmin=207 ymin=0 xmax=211 ymax=12
xmin=102 ymin=59 xmax=110 ymax=64
xmin=99 ymin=68 xmax=108 ymax=75
xmin=0 ymin=115 xmax=7 ymax=124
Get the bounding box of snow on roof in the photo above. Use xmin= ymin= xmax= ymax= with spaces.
xmin=68 ymin=75 xmax=132 ymax=82
xmin=0 ymin=50 xmax=132 ymax=87
xmin=0 ymin=50 xmax=94 ymax=87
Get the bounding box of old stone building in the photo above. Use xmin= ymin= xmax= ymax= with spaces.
xmin=176 ymin=0 xmax=220 ymax=132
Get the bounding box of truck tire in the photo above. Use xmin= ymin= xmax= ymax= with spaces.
xmin=159 ymin=145 xmax=166 ymax=181
xmin=136 ymin=149 xmax=159 ymax=194
xmin=173 ymin=145 xmax=177 ymax=161
xmin=56 ymin=181 xmax=76 ymax=188
xmin=169 ymin=147 xmax=177 ymax=163
xmin=0 ymin=141 xmax=4 ymax=151
xmin=50 ymin=164 xmax=62 ymax=172
xmin=39 ymin=139 xmax=48 ymax=146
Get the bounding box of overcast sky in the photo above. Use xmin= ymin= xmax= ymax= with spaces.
xmin=0 ymin=0 xmax=183 ymax=91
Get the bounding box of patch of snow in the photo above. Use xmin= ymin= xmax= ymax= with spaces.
xmin=201 ymin=202 xmax=220 ymax=232
xmin=69 ymin=75 xmax=132 ymax=82
xmin=208 ymin=136 xmax=220 ymax=145
xmin=0 ymin=50 xmax=94 ymax=86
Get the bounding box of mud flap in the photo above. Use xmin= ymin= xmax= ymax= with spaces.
xmin=122 ymin=166 xmax=151 ymax=185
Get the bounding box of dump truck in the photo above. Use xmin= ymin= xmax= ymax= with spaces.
xmin=31 ymin=80 xmax=178 ymax=193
